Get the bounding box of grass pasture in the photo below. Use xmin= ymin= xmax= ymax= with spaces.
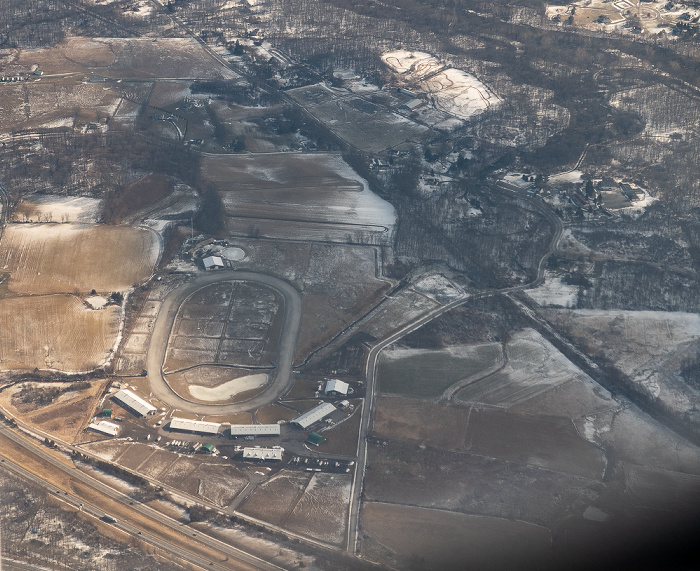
xmin=0 ymin=224 xmax=159 ymax=294
xmin=238 ymin=469 xmax=312 ymax=525
xmin=361 ymin=502 xmax=552 ymax=570
xmin=0 ymin=295 xmax=120 ymax=372
xmin=377 ymin=343 xmax=502 ymax=398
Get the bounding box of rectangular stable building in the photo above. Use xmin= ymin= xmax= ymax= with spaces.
xmin=292 ymin=402 xmax=336 ymax=430
xmin=229 ymin=424 xmax=281 ymax=437
xmin=112 ymin=389 xmax=157 ymax=416
xmin=170 ymin=417 xmax=221 ymax=435
xmin=241 ymin=446 xmax=284 ymax=461
xmin=88 ymin=420 xmax=121 ymax=437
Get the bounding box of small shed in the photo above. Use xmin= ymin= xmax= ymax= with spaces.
xmin=307 ymin=432 xmax=326 ymax=446
xmin=201 ymin=443 xmax=216 ymax=454
xmin=100 ymin=408 xmax=113 ymax=417
xmin=202 ymin=256 xmax=225 ymax=270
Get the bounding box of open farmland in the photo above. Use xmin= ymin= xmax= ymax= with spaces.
xmin=238 ymin=469 xmax=312 ymax=525
xmin=377 ymin=343 xmax=502 ymax=398
xmin=454 ymin=329 xmax=590 ymax=407
xmin=0 ymin=224 xmax=159 ymax=294
xmin=286 ymin=83 xmax=428 ymax=152
xmin=12 ymin=194 xmax=101 ymax=224
xmin=284 ymin=473 xmax=352 ymax=545
xmin=361 ymin=502 xmax=552 ymax=570
xmin=0 ymin=295 xmax=120 ymax=371
xmin=15 ymin=37 xmax=239 ymax=80
xmin=202 ymin=153 xmax=396 ymax=242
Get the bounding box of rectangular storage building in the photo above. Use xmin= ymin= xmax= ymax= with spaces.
xmin=88 ymin=420 xmax=121 ymax=437
xmin=169 ymin=418 xmax=221 ymax=435
xmin=241 ymin=446 xmax=284 ymax=461
xmin=112 ymin=389 xmax=157 ymax=416
xmin=229 ymin=424 xmax=281 ymax=437
xmin=292 ymin=402 xmax=336 ymax=429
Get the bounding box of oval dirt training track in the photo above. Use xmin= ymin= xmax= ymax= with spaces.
xmin=146 ymin=271 xmax=301 ymax=414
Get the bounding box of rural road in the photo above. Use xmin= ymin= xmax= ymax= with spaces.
xmin=146 ymin=270 xmax=302 ymax=415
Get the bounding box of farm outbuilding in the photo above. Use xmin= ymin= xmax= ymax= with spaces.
xmin=112 ymin=389 xmax=157 ymax=416
xmin=241 ymin=446 xmax=284 ymax=461
xmin=169 ymin=417 xmax=221 ymax=435
xmin=88 ymin=420 xmax=121 ymax=437
xmin=307 ymin=432 xmax=326 ymax=446
xmin=292 ymin=402 xmax=336 ymax=429
xmin=202 ymin=256 xmax=225 ymax=270
xmin=324 ymin=379 xmax=349 ymax=397
xmin=229 ymin=424 xmax=281 ymax=437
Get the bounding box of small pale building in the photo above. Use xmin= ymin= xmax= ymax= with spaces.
xmin=169 ymin=418 xmax=221 ymax=436
xmin=324 ymin=379 xmax=349 ymax=397
xmin=88 ymin=420 xmax=121 ymax=437
xmin=202 ymin=256 xmax=225 ymax=270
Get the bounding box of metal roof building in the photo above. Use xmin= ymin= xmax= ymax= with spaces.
xmin=292 ymin=402 xmax=336 ymax=429
xmin=229 ymin=424 xmax=281 ymax=437
xmin=241 ymin=446 xmax=284 ymax=461
xmin=324 ymin=379 xmax=349 ymax=396
xmin=88 ymin=420 xmax=121 ymax=437
xmin=169 ymin=417 xmax=221 ymax=435
xmin=112 ymin=389 xmax=157 ymax=416
xmin=202 ymin=255 xmax=224 ymax=270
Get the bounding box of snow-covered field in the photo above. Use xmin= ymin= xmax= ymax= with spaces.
xmin=188 ymin=373 xmax=268 ymax=401
xmin=526 ymin=272 xmax=579 ymax=308
xmin=12 ymin=194 xmax=101 ymax=223
xmin=382 ymin=50 xmax=499 ymax=120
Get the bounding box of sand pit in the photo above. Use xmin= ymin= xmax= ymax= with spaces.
xmin=188 ymin=373 xmax=268 ymax=401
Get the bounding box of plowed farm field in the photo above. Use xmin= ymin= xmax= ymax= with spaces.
xmin=0 ymin=295 xmax=120 ymax=371
xmin=0 ymin=224 xmax=159 ymax=294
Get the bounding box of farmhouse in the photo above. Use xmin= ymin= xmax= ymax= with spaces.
xmin=88 ymin=420 xmax=121 ymax=437
xmin=169 ymin=417 xmax=221 ymax=435
xmin=241 ymin=446 xmax=284 ymax=461
xmin=292 ymin=402 xmax=336 ymax=429
xmin=202 ymin=255 xmax=225 ymax=270
xmin=112 ymin=389 xmax=157 ymax=416
xmin=229 ymin=424 xmax=281 ymax=437
xmin=324 ymin=379 xmax=349 ymax=397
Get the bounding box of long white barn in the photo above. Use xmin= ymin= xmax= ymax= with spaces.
xmin=292 ymin=402 xmax=335 ymax=429
xmin=112 ymin=389 xmax=157 ymax=416
xmin=229 ymin=424 xmax=281 ymax=437
xmin=170 ymin=417 xmax=221 ymax=435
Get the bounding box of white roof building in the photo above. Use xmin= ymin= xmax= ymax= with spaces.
xmin=88 ymin=420 xmax=121 ymax=437
xmin=112 ymin=389 xmax=157 ymax=416
xmin=170 ymin=418 xmax=221 ymax=435
xmin=292 ymin=402 xmax=336 ymax=429
xmin=202 ymin=255 xmax=224 ymax=270
xmin=324 ymin=379 xmax=349 ymax=396
xmin=229 ymin=424 xmax=281 ymax=437
xmin=241 ymin=446 xmax=284 ymax=461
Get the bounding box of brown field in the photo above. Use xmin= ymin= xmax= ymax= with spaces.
xmin=0 ymin=224 xmax=159 ymax=294
xmin=509 ymin=377 xmax=616 ymax=419
xmin=285 ymin=473 xmax=352 ymax=545
xmin=361 ymin=502 xmax=552 ymax=570
xmin=16 ymin=37 xmax=239 ymax=80
xmin=201 ymin=153 xmax=395 ymax=231
xmin=197 ymin=464 xmax=249 ymax=507
xmin=238 ymin=469 xmax=312 ymax=525
xmin=372 ymin=396 xmax=470 ymax=451
xmin=363 ymin=440 xmax=598 ymax=525
xmin=466 ymin=409 xmax=606 ymax=480
xmin=0 ymin=295 xmax=120 ymax=371
xmin=0 ymin=379 xmax=107 ymax=443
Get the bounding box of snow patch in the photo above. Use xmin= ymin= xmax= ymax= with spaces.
xmin=188 ymin=373 xmax=268 ymax=401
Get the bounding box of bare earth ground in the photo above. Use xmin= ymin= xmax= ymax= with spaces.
xmin=314 ymin=401 xmax=362 ymax=456
xmin=238 ymin=469 xmax=312 ymax=525
xmin=0 ymin=380 xmax=108 ymax=443
xmin=361 ymin=502 xmax=552 ymax=570
xmin=0 ymin=295 xmax=120 ymax=371
xmin=0 ymin=224 xmax=159 ymax=294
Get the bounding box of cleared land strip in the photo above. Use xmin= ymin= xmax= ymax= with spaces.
xmin=0 ymin=424 xmax=280 ymax=571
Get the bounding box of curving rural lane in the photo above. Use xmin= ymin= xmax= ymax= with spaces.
xmin=146 ymin=270 xmax=301 ymax=415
